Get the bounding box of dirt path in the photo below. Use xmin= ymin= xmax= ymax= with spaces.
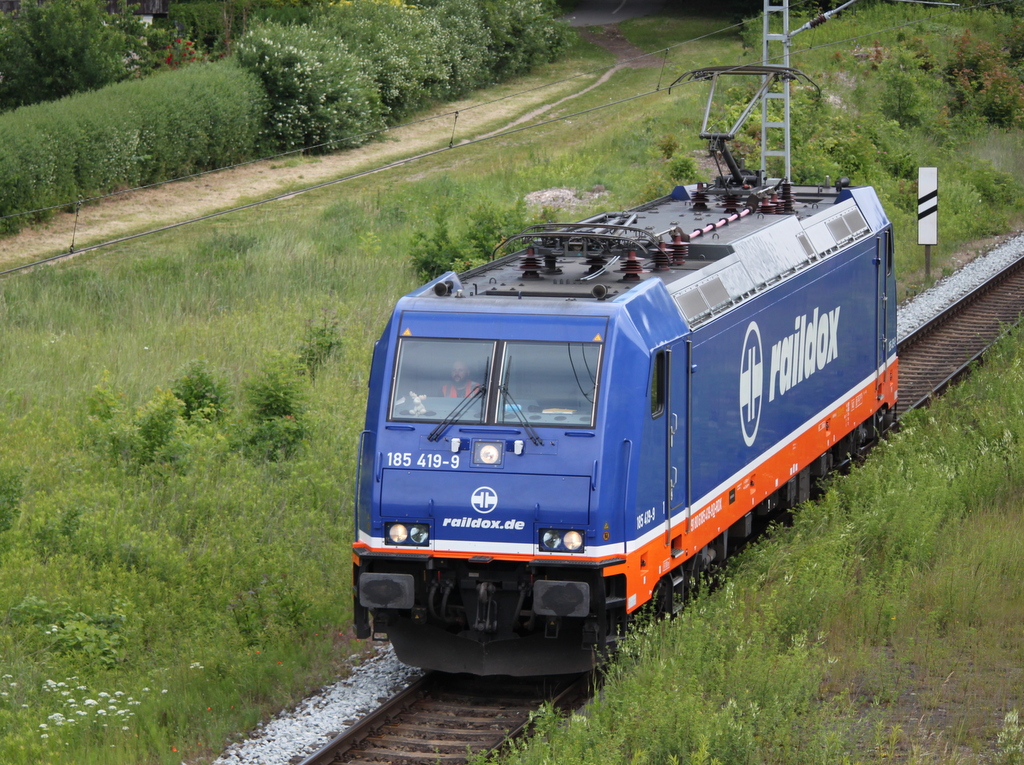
xmin=0 ymin=30 xmax=656 ymax=271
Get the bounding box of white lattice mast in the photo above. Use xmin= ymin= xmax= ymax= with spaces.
xmin=761 ymin=0 xmax=792 ymax=183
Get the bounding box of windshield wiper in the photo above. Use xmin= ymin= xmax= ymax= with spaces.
xmin=500 ymin=385 xmax=544 ymax=446
xmin=427 ymin=384 xmax=486 ymax=442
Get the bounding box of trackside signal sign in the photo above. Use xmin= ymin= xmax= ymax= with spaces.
xmin=918 ymin=167 xmax=937 ymax=246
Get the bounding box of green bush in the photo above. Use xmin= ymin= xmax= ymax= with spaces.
xmin=409 ymin=199 xmax=530 ymax=280
xmin=298 ymin=309 xmax=344 ymax=381
xmin=171 ymin=359 xmax=231 ymax=421
xmin=0 ymin=0 xmax=133 ymax=110
xmin=319 ymin=0 xmax=568 ymax=120
xmin=235 ymin=23 xmax=384 ymax=152
xmin=237 ymin=355 xmax=309 ymax=461
xmin=0 ymin=61 xmax=265 ymax=233
xmin=477 ymin=0 xmax=571 ymax=81
xmin=160 ymin=1 xmax=231 ymax=54
xmin=319 ymin=1 xmax=453 ymax=119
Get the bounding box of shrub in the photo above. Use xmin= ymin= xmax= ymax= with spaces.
xmin=0 ymin=0 xmax=133 ymax=110
xmin=477 ymin=0 xmax=570 ymax=81
xmin=171 ymin=359 xmax=231 ymax=421
xmin=235 ymin=23 xmax=384 ymax=153
xmin=666 ymin=154 xmax=699 ymax=184
xmin=945 ymin=29 xmax=1024 ymax=127
xmin=237 ymin=355 xmax=309 ymax=461
xmin=319 ymin=1 xmax=454 ymax=119
xmin=9 ymin=596 xmax=127 ymax=668
xmin=878 ymin=47 xmax=928 ymax=128
xmin=298 ymin=309 xmax=344 ymax=380
xmin=409 ymin=200 xmax=530 ymax=280
xmin=0 ymin=60 xmax=265 ymax=232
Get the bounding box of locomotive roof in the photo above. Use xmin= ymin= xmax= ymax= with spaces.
xmin=426 ymin=183 xmax=885 ymax=329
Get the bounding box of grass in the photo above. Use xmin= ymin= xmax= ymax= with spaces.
xmin=0 ymin=4 xmax=1022 ymax=763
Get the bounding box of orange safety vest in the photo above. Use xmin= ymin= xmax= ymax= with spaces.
xmin=443 ymin=382 xmax=478 ymax=398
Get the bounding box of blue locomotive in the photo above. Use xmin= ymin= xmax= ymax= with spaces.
xmin=353 ymin=70 xmax=897 ymax=676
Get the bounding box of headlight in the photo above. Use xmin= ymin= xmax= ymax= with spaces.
xmin=539 ymin=528 xmax=585 ymax=553
xmin=409 ymin=524 xmax=429 ymax=545
xmin=386 ymin=523 xmax=430 ymax=546
xmin=541 ymin=529 xmax=562 ymax=550
xmin=473 ymin=440 xmax=504 ymax=466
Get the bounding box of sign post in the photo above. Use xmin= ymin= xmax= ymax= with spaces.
xmin=918 ymin=167 xmax=938 ymax=279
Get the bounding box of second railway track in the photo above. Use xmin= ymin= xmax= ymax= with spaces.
xmin=897 ymin=253 xmax=1024 ymax=412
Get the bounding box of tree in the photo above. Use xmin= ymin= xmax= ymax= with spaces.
xmin=0 ymin=0 xmax=135 ymax=111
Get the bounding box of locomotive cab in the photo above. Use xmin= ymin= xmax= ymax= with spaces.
xmin=353 ymin=303 xmax=658 ymax=675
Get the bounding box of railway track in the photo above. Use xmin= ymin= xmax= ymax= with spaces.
xmin=298 ymin=671 xmax=592 ymax=765
xmin=897 ymin=253 xmax=1024 ymax=413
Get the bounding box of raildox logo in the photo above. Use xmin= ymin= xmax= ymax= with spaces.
xmin=739 ymin=322 xmax=764 ymax=447
xmin=768 ymin=306 xmax=840 ymax=401
xmin=470 ymin=486 xmax=498 ymax=514
xmin=738 ymin=306 xmax=842 ymax=448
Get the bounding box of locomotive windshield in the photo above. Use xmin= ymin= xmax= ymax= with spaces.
xmin=389 ymin=338 xmax=602 ymax=428
xmin=389 ymin=338 xmax=493 ymax=423
xmin=497 ymin=341 xmax=601 ymax=428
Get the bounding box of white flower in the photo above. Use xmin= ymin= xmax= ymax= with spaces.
xmin=84 ymin=699 xmax=98 ymax=706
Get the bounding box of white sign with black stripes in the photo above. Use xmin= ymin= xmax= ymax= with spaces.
xmin=918 ymin=167 xmax=937 ymax=246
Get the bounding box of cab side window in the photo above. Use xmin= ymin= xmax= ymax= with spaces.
xmin=651 ymin=350 xmax=666 ymax=418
